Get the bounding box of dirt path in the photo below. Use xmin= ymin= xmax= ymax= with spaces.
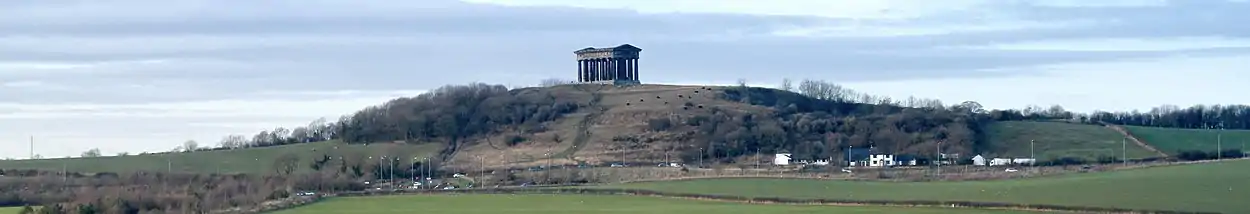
xmin=554 ymin=85 xmax=608 ymax=161
xmin=1100 ymin=122 xmax=1169 ymax=158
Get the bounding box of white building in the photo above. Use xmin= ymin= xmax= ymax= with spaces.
xmin=1012 ymin=158 xmax=1037 ymax=165
xmin=972 ymin=155 xmax=987 ymax=166
xmin=868 ymin=154 xmax=895 ymax=167
xmin=774 ymin=153 xmax=792 ymax=165
xmin=812 ymin=159 xmax=830 ymax=166
xmin=989 ymin=158 xmax=1012 ymax=166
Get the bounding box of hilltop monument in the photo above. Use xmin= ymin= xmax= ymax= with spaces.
xmin=575 ymin=44 xmax=641 ymax=85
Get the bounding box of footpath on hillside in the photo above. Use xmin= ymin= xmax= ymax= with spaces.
xmin=1101 ymin=122 xmax=1170 ymax=158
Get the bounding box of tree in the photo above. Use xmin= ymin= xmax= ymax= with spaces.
xmin=273 ymin=153 xmax=301 ymax=175
xmin=779 ymin=78 xmax=793 ymax=91
xmin=182 ymin=140 xmax=199 ymax=152
xmin=18 ymin=205 xmax=34 ymax=214
xmin=81 ymin=148 xmax=102 ymax=158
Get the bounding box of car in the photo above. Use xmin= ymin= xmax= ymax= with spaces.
xmin=840 ymin=168 xmax=853 ymax=173
xmin=1005 ymin=168 xmax=1018 ymax=172
xmin=610 ymin=163 xmax=626 ymax=167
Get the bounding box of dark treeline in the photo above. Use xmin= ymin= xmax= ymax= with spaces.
xmin=0 ymin=169 xmax=362 ymax=214
xmin=1088 ymin=104 xmax=1250 ymax=130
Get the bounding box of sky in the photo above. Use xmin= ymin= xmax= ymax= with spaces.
xmin=2 ymin=0 xmax=1248 ymax=159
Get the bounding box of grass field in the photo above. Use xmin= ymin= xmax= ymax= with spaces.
xmin=0 ymin=207 xmax=23 ymax=213
xmin=606 ymin=159 xmax=1250 ymax=214
xmin=984 ymin=121 xmax=1158 ymax=160
xmin=273 ymin=194 xmax=1038 ymax=214
xmin=0 ymin=141 xmax=441 ymax=174
xmin=1125 ymin=125 xmax=1250 ymax=155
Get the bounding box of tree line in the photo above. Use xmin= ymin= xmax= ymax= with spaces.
xmin=1088 ymin=104 xmax=1250 ymax=130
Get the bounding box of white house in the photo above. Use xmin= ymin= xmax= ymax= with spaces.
xmin=774 ymin=153 xmax=792 ymax=165
xmin=868 ymin=154 xmax=895 ymax=167
xmin=972 ymin=155 xmax=987 ymax=166
xmin=811 ymin=159 xmax=830 ymax=166
xmin=989 ymin=158 xmax=1012 ymax=166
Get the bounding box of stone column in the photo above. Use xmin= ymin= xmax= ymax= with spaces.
xmin=577 ymin=60 xmax=584 ymax=82
xmin=597 ymin=59 xmax=605 ymax=81
xmin=593 ymin=59 xmax=601 ymax=81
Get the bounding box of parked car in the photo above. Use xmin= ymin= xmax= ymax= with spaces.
xmin=1005 ymin=168 xmax=1018 ymax=172
xmin=610 ymin=163 xmax=626 ymax=168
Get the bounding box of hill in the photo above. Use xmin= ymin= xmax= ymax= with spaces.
xmin=1125 ymin=125 xmax=1250 ymax=155
xmin=273 ymin=194 xmax=1034 ymax=214
xmin=605 ymin=159 xmax=1250 ymax=214
xmin=0 ymin=140 xmax=440 ymax=174
xmin=983 ymin=121 xmax=1160 ymax=161
xmin=341 ymin=83 xmax=987 ymax=170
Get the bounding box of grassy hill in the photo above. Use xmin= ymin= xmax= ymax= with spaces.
xmin=1125 ymin=125 xmax=1250 ymax=155
xmin=273 ymin=194 xmax=1036 ymax=214
xmin=605 ymin=159 xmax=1250 ymax=214
xmin=0 ymin=207 xmax=24 ymax=213
xmin=984 ymin=121 xmax=1160 ymax=160
xmin=0 ymin=140 xmax=441 ymax=174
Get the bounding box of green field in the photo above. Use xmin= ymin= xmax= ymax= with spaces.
xmin=1126 ymin=125 xmax=1250 ymax=155
xmin=273 ymin=194 xmax=1037 ymax=214
xmin=985 ymin=121 xmax=1158 ymax=160
xmin=0 ymin=141 xmax=441 ymax=174
xmin=606 ymin=159 xmax=1250 ymax=214
xmin=0 ymin=207 xmax=22 ymax=213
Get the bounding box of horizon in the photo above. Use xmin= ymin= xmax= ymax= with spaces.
xmin=4 ymin=0 xmax=1250 ymax=158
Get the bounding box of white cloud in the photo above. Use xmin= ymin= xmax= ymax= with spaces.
xmin=459 ymin=0 xmax=991 ymax=20
xmin=0 ymin=91 xmax=422 ymax=119
xmin=963 ymin=36 xmax=1250 ymax=51
xmin=770 ymin=19 xmax=1096 ymax=38
xmin=1028 ymin=0 xmax=1171 ymax=7
xmin=841 ymin=54 xmax=1250 ymax=113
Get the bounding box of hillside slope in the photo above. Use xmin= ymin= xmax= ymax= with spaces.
xmin=438 ymin=84 xmax=985 ymax=170
xmin=983 ymin=121 xmax=1159 ymax=160
xmin=1125 ymin=125 xmax=1250 ymax=155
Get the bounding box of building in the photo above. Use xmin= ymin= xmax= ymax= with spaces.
xmin=972 ymin=155 xmax=987 ymax=166
xmin=846 ymin=148 xmax=871 ymax=167
xmin=989 ymin=158 xmax=1012 ymax=166
xmin=774 ymin=153 xmax=792 ymax=165
xmin=574 ymin=44 xmax=641 ymax=84
xmin=895 ymin=155 xmax=919 ymax=166
xmin=869 ymin=154 xmax=895 ymax=167
xmin=1012 ymin=158 xmax=1037 ymax=165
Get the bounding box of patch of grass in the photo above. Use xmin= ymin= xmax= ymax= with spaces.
xmin=607 ymin=159 xmax=1250 ymax=214
xmin=0 ymin=207 xmax=24 ymax=213
xmin=985 ymin=121 xmax=1158 ymax=160
xmin=1126 ymin=126 xmax=1250 ymax=155
xmin=0 ymin=141 xmax=441 ymax=174
xmin=272 ymin=194 xmax=1036 ymax=214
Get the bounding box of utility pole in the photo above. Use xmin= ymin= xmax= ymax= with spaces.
xmin=29 ymin=136 xmax=34 ymax=160
xmin=1217 ymin=124 xmax=1223 ymax=160
xmin=936 ymin=141 xmax=942 ymax=176
xmin=1030 ymin=140 xmax=1035 ymax=165
xmin=1122 ymin=136 xmax=1127 ymax=166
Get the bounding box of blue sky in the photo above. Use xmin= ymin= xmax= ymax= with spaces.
xmin=2 ymin=0 xmax=1248 ymax=158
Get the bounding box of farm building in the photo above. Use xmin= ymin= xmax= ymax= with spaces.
xmin=972 ymin=155 xmax=987 ymax=166
xmin=989 ymin=158 xmax=1012 ymax=166
xmin=774 ymin=153 xmax=792 ymax=165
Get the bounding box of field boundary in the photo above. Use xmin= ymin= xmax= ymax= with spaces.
xmin=333 ymin=188 xmax=1218 ymax=214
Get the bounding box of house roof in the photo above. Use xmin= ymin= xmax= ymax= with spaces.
xmin=573 ymin=44 xmax=642 ymax=54
xmin=848 ymin=148 xmax=871 ymax=161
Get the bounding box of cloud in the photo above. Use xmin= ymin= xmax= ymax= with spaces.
xmin=3 ymin=0 xmax=1250 ymax=158
xmin=964 ymin=36 xmax=1250 ymax=51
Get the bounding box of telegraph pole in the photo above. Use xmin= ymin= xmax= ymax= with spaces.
xmin=1121 ymin=136 xmax=1127 ymax=166
xmin=29 ymin=136 xmax=34 ymax=160
xmin=1217 ymin=123 xmax=1223 ymax=160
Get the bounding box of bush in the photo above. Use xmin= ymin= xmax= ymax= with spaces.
xmin=647 ymin=118 xmax=673 ymax=131
xmin=506 ymin=135 xmax=527 ymax=146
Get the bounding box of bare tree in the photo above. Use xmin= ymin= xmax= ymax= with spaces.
xmin=780 ymin=78 xmax=793 ymax=91
xmin=81 ymin=148 xmax=102 ymax=157
xmin=737 ymin=78 xmax=748 ymax=88
xmin=539 ymin=78 xmax=571 ymax=87
xmin=273 ymin=153 xmax=301 ymax=175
